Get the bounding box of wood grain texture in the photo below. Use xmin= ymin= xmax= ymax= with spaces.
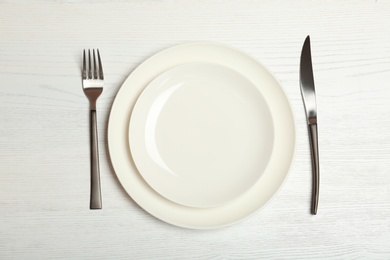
xmin=1 ymin=0 xmax=390 ymax=259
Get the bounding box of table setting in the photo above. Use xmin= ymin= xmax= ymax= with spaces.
xmin=1 ymin=1 xmax=390 ymax=259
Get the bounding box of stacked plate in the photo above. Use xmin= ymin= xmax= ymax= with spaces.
xmin=108 ymin=42 xmax=296 ymax=229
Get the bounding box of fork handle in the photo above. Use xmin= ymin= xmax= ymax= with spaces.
xmin=308 ymin=123 xmax=319 ymax=215
xmin=90 ymin=109 xmax=102 ymax=209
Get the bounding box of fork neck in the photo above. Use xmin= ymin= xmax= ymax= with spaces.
xmin=89 ymin=100 xmax=97 ymax=110
xmin=84 ymin=88 xmax=102 ymax=110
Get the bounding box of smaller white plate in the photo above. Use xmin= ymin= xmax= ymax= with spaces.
xmin=129 ymin=63 xmax=274 ymax=208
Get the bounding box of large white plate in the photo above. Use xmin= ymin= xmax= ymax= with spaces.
xmin=129 ymin=62 xmax=275 ymax=208
xmin=108 ymin=42 xmax=296 ymax=229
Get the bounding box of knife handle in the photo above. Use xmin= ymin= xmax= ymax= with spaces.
xmin=308 ymin=123 xmax=319 ymax=215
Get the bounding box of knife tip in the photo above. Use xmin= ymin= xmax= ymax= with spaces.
xmin=305 ymin=35 xmax=310 ymax=43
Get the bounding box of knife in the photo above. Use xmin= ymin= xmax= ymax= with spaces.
xmin=300 ymin=35 xmax=319 ymax=215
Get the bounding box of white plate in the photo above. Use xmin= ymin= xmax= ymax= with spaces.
xmin=108 ymin=42 xmax=296 ymax=229
xmin=129 ymin=62 xmax=274 ymax=208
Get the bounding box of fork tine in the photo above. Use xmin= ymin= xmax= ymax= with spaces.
xmin=88 ymin=49 xmax=92 ymax=79
xmin=93 ymin=49 xmax=98 ymax=79
xmin=82 ymin=50 xmax=87 ymax=79
xmin=97 ymin=49 xmax=104 ymax=80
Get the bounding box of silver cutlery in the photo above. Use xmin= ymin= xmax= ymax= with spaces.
xmin=82 ymin=49 xmax=104 ymax=209
xmin=300 ymin=36 xmax=319 ymax=215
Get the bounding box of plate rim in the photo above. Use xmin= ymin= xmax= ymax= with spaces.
xmin=108 ymin=41 xmax=297 ymax=229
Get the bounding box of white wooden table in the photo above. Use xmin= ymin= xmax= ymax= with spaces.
xmin=1 ymin=1 xmax=390 ymax=259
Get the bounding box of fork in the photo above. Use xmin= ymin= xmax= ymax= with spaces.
xmin=82 ymin=49 xmax=103 ymax=209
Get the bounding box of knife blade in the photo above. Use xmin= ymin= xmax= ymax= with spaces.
xmin=300 ymin=35 xmax=320 ymax=215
